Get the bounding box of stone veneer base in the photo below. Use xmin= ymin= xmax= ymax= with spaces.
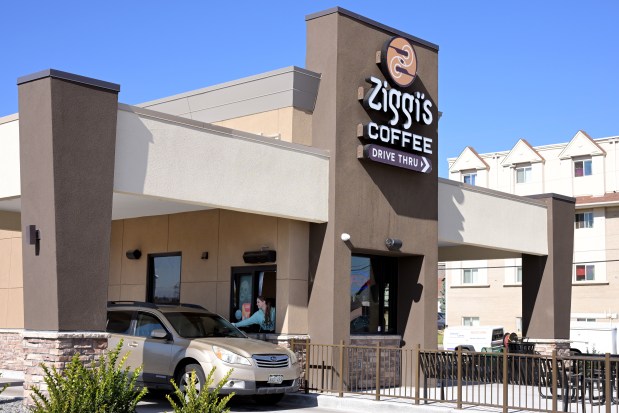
xmin=22 ymin=330 xmax=109 ymax=406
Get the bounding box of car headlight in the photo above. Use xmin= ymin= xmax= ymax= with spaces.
xmin=213 ymin=346 xmax=251 ymax=366
xmin=288 ymin=349 xmax=299 ymax=366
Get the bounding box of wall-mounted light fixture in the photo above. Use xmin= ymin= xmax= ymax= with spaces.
xmin=385 ymin=238 xmax=402 ymax=251
xmin=201 ymin=251 xmax=209 ymax=260
xmin=126 ymin=249 xmax=142 ymax=260
xmin=341 ymin=233 xmax=351 ymax=242
xmin=28 ymin=224 xmax=41 ymax=256
xmin=242 ymin=249 xmax=276 ymax=264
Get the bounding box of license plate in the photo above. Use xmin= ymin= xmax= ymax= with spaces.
xmin=267 ymin=374 xmax=284 ymax=384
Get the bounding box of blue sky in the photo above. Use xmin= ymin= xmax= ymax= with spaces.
xmin=2 ymin=1 xmax=617 ymax=177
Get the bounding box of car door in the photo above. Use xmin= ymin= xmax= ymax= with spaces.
xmin=106 ymin=310 xmax=144 ymax=377
xmin=135 ymin=311 xmax=173 ymax=386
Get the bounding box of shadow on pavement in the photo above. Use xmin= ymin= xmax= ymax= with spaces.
xmin=137 ymin=391 xmax=318 ymax=412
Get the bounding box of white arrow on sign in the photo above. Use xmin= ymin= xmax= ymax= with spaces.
xmin=421 ymin=156 xmax=430 ymax=173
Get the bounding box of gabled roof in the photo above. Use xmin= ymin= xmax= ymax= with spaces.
xmin=449 ymin=147 xmax=489 ymax=173
xmin=575 ymin=192 xmax=619 ymax=207
xmin=501 ymin=139 xmax=544 ymax=167
xmin=558 ymin=130 xmax=606 ymax=159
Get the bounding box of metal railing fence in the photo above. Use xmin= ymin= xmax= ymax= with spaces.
xmin=289 ymin=339 xmax=619 ymax=413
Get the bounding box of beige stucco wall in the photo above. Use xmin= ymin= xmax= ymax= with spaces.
xmin=214 ymin=107 xmax=312 ymax=146
xmin=0 ymin=227 xmax=23 ymax=328
xmin=446 ymin=261 xmax=523 ymax=333
xmin=108 ymin=209 xmax=309 ymax=334
xmin=569 ymin=205 xmax=619 ymax=316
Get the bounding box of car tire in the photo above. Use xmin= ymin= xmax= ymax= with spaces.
xmin=253 ymin=393 xmax=285 ymax=405
xmin=177 ymin=363 xmax=206 ymax=394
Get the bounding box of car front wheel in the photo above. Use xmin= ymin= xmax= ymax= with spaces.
xmin=177 ymin=363 xmax=206 ymax=395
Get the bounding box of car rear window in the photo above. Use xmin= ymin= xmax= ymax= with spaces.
xmin=164 ymin=312 xmax=245 ymax=339
xmin=107 ymin=311 xmax=133 ymax=334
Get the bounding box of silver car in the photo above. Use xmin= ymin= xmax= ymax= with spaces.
xmin=106 ymin=301 xmax=301 ymax=404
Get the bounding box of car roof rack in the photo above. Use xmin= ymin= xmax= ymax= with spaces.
xmin=108 ymin=300 xmax=158 ymax=308
xmin=107 ymin=301 xmax=207 ymax=311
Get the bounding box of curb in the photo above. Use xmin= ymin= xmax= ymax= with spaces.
xmin=0 ymin=379 xmax=24 ymax=388
xmin=284 ymin=392 xmax=457 ymax=413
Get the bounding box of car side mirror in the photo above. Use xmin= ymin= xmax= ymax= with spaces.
xmin=150 ymin=329 xmax=169 ymax=339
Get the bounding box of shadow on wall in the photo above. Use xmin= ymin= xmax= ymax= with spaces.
xmin=437 ymin=180 xmax=466 ymax=244
xmin=114 ymin=109 xmax=154 ymax=194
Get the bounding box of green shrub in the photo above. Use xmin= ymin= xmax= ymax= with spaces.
xmin=0 ymin=373 xmax=7 ymax=396
xmin=166 ymin=367 xmax=234 ymax=413
xmin=30 ymin=340 xmax=147 ymax=413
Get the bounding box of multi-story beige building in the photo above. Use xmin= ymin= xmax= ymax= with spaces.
xmin=447 ymin=131 xmax=619 ymax=333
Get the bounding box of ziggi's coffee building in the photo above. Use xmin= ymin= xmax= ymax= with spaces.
xmin=0 ymin=7 xmax=574 ymax=393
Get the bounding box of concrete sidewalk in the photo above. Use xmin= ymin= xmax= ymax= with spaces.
xmin=0 ymin=381 xmax=502 ymax=413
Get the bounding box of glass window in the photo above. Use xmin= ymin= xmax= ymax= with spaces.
xmin=106 ymin=311 xmax=133 ymax=335
xmin=350 ymin=255 xmax=398 ymax=335
xmin=462 ymin=268 xmax=479 ymax=284
xmin=574 ymin=159 xmax=592 ymax=177
xmin=575 ymin=212 xmax=594 ymax=229
xmin=135 ymin=312 xmax=166 ymax=338
xmin=463 ymin=173 xmax=477 ymax=186
xmin=515 ymin=267 xmax=522 ymax=283
xmin=230 ymin=266 xmax=276 ymax=332
xmin=147 ymin=253 xmax=182 ymax=304
xmin=462 ymin=317 xmax=480 ymax=326
xmin=515 ymin=317 xmax=522 ymax=333
xmin=516 ymin=166 xmax=532 ymax=183
xmin=575 ymin=264 xmax=595 ymax=282
xmin=164 ymin=311 xmax=245 ymax=339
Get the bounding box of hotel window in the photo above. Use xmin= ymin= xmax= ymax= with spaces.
xmin=516 ymin=166 xmax=532 ymax=183
xmin=575 ymin=212 xmax=593 ymax=229
xmin=462 ymin=268 xmax=480 ymax=284
xmin=575 ymin=264 xmax=595 ymax=282
xmin=574 ymin=159 xmax=592 ymax=177
xmin=147 ymin=253 xmax=182 ymax=304
xmin=462 ymin=316 xmax=480 ymax=326
xmin=463 ymin=172 xmax=477 ymax=186
xmin=230 ymin=266 xmax=276 ymax=332
xmin=350 ymin=255 xmax=398 ymax=335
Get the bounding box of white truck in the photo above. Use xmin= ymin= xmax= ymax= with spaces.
xmin=442 ymin=325 xmax=505 ymax=351
xmin=570 ymin=323 xmax=617 ymax=354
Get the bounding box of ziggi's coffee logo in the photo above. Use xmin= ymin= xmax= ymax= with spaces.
xmin=381 ymin=37 xmax=417 ymax=88
xmin=357 ymin=36 xmax=433 ymax=174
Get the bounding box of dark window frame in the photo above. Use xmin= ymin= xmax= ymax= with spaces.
xmin=229 ymin=265 xmax=277 ymax=328
xmin=350 ymin=254 xmax=398 ymax=335
xmin=146 ymin=252 xmax=183 ymax=304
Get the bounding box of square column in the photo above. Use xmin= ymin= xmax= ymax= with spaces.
xmin=522 ymin=194 xmax=575 ymax=339
xmin=18 ymin=70 xmax=119 ymax=332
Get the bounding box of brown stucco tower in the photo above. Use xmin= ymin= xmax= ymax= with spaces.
xmin=306 ymin=8 xmax=440 ymax=350
xmin=17 ymin=70 xmax=119 ymax=402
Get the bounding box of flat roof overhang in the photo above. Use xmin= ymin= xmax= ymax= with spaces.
xmin=0 ymin=105 xmax=330 ymax=223
xmin=1 ymin=109 xmax=551 ymax=260
xmin=438 ymin=178 xmax=549 ymax=260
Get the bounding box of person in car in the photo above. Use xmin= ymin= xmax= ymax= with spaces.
xmin=232 ymin=296 xmax=275 ymax=333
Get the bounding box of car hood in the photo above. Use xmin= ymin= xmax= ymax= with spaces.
xmin=189 ymin=337 xmax=290 ymax=357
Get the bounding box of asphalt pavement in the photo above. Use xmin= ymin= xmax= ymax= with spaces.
xmin=0 ymin=379 xmax=484 ymax=413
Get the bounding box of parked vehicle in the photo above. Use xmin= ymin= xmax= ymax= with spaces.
xmin=442 ymin=325 xmax=504 ymax=351
xmin=570 ymin=323 xmax=617 ymax=354
xmin=437 ymin=312 xmax=446 ymax=330
xmin=106 ymin=301 xmax=301 ymax=405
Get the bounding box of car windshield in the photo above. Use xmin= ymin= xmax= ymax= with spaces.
xmin=163 ymin=312 xmax=246 ymax=339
